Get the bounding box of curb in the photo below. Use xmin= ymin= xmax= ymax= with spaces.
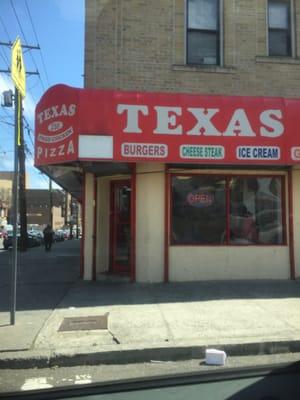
xmin=1 ymin=339 xmax=300 ymax=369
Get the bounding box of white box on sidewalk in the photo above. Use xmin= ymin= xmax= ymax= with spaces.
xmin=205 ymin=348 xmax=227 ymax=365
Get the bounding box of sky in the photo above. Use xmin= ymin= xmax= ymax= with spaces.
xmin=0 ymin=0 xmax=84 ymax=188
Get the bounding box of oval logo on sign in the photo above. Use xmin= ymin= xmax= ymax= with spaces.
xmin=48 ymin=121 xmax=63 ymax=132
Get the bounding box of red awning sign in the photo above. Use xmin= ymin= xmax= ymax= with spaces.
xmin=34 ymin=84 xmax=300 ymax=166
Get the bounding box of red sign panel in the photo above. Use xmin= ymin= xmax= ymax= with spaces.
xmin=35 ymin=85 xmax=79 ymax=165
xmin=35 ymin=84 xmax=300 ymax=166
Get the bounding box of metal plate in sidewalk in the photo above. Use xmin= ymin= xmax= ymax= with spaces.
xmin=58 ymin=314 xmax=109 ymax=332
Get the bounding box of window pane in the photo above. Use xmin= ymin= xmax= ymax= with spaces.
xmin=188 ymin=0 xmax=218 ymax=30
xmin=171 ymin=176 xmax=226 ymax=245
xmin=187 ymin=31 xmax=218 ymax=64
xmin=230 ymin=177 xmax=283 ymax=245
xmin=268 ymin=0 xmax=289 ymax=29
xmin=269 ymin=30 xmax=291 ymax=56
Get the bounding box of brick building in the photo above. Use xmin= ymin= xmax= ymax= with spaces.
xmin=0 ymin=171 xmax=68 ymax=230
xmin=0 ymin=172 xmax=13 ymax=227
xmin=26 ymin=189 xmax=65 ymax=230
xmin=35 ymin=0 xmax=300 ymax=281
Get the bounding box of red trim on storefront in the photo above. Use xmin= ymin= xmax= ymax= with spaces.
xmin=80 ymin=172 xmax=86 ymax=278
xmin=288 ymin=168 xmax=296 ymax=280
xmin=226 ymin=176 xmax=230 ymax=244
xmin=130 ymin=165 xmax=136 ymax=282
xmin=109 ymin=181 xmax=114 ymax=273
xmin=164 ymin=166 xmax=170 ymax=283
xmin=92 ymin=176 xmax=97 ymax=281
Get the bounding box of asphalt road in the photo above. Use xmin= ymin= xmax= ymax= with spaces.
xmin=0 ymin=239 xmax=80 ymax=348
xmin=0 ymin=239 xmax=80 ymax=306
xmin=1 ymin=354 xmax=300 ymax=398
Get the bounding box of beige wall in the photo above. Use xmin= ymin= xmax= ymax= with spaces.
xmin=83 ymin=173 xmax=95 ymax=280
xmin=96 ymin=177 xmax=110 ymax=275
xmin=52 ymin=206 xmax=65 ymax=230
xmin=169 ymin=247 xmax=290 ymax=281
xmin=85 ymin=0 xmax=300 ymax=98
xmin=136 ymin=163 xmax=165 ymax=282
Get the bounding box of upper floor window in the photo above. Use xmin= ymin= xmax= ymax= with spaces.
xmin=186 ymin=0 xmax=221 ymax=65
xmin=268 ymin=0 xmax=292 ymax=56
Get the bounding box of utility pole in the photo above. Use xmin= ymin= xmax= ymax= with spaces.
xmin=18 ymin=109 xmax=28 ymax=251
xmin=3 ymin=37 xmax=39 ymax=325
xmin=0 ymin=40 xmax=39 ymax=252
xmin=11 ymin=86 xmax=19 ymax=325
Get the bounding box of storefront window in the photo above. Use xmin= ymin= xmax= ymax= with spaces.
xmin=171 ymin=176 xmax=226 ymax=244
xmin=230 ymin=177 xmax=283 ymax=245
xmin=171 ymin=175 xmax=285 ymax=246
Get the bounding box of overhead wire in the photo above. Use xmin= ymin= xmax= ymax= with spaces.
xmin=0 ymin=118 xmax=14 ymax=127
xmin=1 ymin=106 xmax=13 ymax=118
xmin=25 ymin=0 xmax=50 ymax=87
xmin=0 ymin=3 xmax=41 ymax=181
xmin=0 ymin=15 xmax=11 ymax=41
xmin=10 ymin=0 xmax=45 ymax=92
xmin=0 ymin=47 xmax=10 ymax=68
xmin=23 ymin=116 xmax=35 ymax=149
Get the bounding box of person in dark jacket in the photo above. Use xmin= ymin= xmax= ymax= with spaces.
xmin=43 ymin=224 xmax=54 ymax=251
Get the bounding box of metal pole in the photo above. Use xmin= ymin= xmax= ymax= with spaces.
xmin=18 ymin=105 xmax=28 ymax=251
xmin=10 ymin=87 xmax=20 ymax=325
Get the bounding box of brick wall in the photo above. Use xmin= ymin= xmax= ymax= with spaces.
xmin=85 ymin=0 xmax=300 ymax=97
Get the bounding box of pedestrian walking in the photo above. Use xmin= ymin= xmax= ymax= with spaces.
xmin=43 ymin=224 xmax=54 ymax=251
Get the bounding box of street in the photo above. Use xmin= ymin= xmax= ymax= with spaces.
xmin=1 ymin=353 xmax=300 ymax=394
xmin=0 ymin=239 xmax=80 ymax=349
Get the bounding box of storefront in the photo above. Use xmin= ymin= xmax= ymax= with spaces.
xmin=35 ymin=84 xmax=300 ymax=282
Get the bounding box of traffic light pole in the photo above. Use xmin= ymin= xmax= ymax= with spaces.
xmin=10 ymin=87 xmax=20 ymax=325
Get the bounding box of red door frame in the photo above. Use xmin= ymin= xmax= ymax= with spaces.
xmin=109 ymin=179 xmax=132 ymax=275
xmin=130 ymin=165 xmax=136 ymax=282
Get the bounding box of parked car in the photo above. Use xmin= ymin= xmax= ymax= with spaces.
xmin=54 ymin=230 xmax=65 ymax=242
xmin=3 ymin=231 xmax=41 ymax=250
xmin=28 ymin=230 xmax=44 ymax=245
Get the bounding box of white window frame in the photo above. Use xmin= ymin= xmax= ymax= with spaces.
xmin=185 ymin=0 xmax=224 ymax=66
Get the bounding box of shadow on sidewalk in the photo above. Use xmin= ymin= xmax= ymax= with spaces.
xmin=0 ymin=240 xmax=80 ymax=313
xmin=56 ymin=279 xmax=300 ymax=309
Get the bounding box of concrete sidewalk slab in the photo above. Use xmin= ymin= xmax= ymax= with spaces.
xmin=1 ymin=280 xmax=300 ymax=368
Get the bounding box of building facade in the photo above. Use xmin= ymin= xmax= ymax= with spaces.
xmin=0 ymin=172 xmax=13 ymax=227
xmin=0 ymin=171 xmax=67 ymax=231
xmin=35 ymin=0 xmax=300 ymax=282
xmin=26 ymin=189 xmax=66 ymax=230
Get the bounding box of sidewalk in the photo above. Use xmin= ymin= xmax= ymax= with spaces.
xmin=1 ymin=269 xmax=300 ymax=368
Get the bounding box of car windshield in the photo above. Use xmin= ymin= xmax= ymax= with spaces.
xmin=1 ymin=0 xmax=300 ymax=398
